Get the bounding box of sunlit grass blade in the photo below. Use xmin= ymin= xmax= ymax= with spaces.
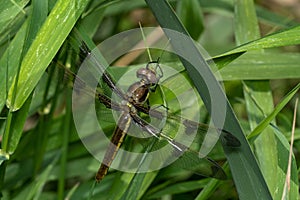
xmin=7 ymin=0 xmax=90 ymax=111
xmin=1 ymin=1 xmax=47 ymax=169
xmin=0 ymin=150 xmax=10 ymax=166
xmin=0 ymin=20 xmax=27 ymax=111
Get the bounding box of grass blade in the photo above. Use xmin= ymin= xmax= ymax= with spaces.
xmin=220 ymin=25 xmax=300 ymax=56
xmin=0 ymin=20 xmax=27 ymax=112
xmin=219 ymin=52 xmax=300 ymax=80
xmin=281 ymin=98 xmax=298 ymax=199
xmin=7 ymin=0 xmax=90 ymax=111
xmin=145 ymin=0 xmax=272 ymax=199
xmin=234 ymin=0 xmax=277 ymax=198
xmin=248 ymin=83 xmax=300 ymax=139
xmin=2 ymin=0 xmax=48 ymax=155
xmin=0 ymin=0 xmax=28 ymax=44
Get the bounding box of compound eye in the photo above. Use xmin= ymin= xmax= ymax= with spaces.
xmin=136 ymin=68 xmax=158 ymax=84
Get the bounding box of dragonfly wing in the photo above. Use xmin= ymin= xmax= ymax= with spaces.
xmin=153 ymin=73 xmax=241 ymax=149
xmin=129 ymin=133 xmax=227 ymax=179
xmin=143 ymin=99 xmax=240 ymax=150
xmin=162 ymin=115 xmax=218 ymax=158
xmin=170 ymin=113 xmax=240 ymax=147
xmin=170 ymin=148 xmax=227 ymax=180
xmin=128 ymin=113 xmax=227 ymax=179
xmin=219 ymin=129 xmax=241 ymax=147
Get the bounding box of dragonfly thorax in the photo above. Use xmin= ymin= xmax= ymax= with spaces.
xmin=127 ymin=81 xmax=150 ymax=105
xmin=126 ymin=61 xmax=163 ymax=105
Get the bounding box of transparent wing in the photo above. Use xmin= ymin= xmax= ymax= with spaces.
xmin=57 ymin=60 xmax=239 ymax=180
xmin=121 ymin=111 xmax=228 ymax=179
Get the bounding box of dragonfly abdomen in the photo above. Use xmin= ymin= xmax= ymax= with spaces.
xmin=95 ymin=113 xmax=132 ymax=182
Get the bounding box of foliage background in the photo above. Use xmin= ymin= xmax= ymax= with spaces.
xmin=0 ymin=0 xmax=299 ymax=199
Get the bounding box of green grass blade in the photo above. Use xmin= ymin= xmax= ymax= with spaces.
xmin=212 ymin=52 xmax=245 ymax=70
xmin=121 ymin=172 xmax=157 ymax=200
xmin=2 ymin=97 xmax=32 ymax=154
xmin=255 ymin=5 xmax=298 ymax=28
xmin=195 ymin=162 xmax=231 ymax=200
xmin=248 ymin=83 xmax=300 ymax=139
xmin=13 ymin=155 xmax=59 ymax=200
xmin=121 ymin=138 xmax=159 ymax=200
xmin=176 ymin=0 xmax=204 ymax=40
xmin=23 ymin=0 xmax=48 ymax=52
xmin=219 ymin=52 xmax=300 ymax=80
xmin=58 ymin=88 xmax=72 ymax=200
xmin=159 ymin=51 xmax=300 ymax=81
xmin=234 ymin=0 xmax=277 ymax=199
xmin=0 ymin=1 xmax=48 ymax=193
xmin=199 ymin=0 xmax=298 ymax=28
xmin=0 ymin=0 xmax=28 ymax=44
xmin=2 ymin=0 xmax=48 ymax=155
xmin=145 ymin=0 xmax=272 ymax=199
xmin=220 ymin=25 xmax=300 ymax=56
xmin=196 ymin=178 xmax=220 ymax=200
xmin=243 ymin=79 xmax=278 ymax=198
xmin=147 ymin=179 xmax=209 ymax=199
xmin=233 ymin=1 xmax=299 ymax=199
xmin=0 ymin=20 xmax=27 ymax=111
xmin=273 ymin=121 xmax=299 ymax=200
xmin=234 ymin=0 xmax=260 ymax=44
xmin=7 ymin=0 xmax=90 ymax=111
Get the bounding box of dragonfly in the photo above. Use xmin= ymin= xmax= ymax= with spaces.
xmin=59 ymin=39 xmax=241 ymax=183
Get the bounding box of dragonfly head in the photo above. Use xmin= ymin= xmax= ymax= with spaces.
xmin=136 ymin=60 xmax=163 ymax=86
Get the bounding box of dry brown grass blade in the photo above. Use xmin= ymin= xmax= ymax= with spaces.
xmin=281 ymin=98 xmax=298 ymax=200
